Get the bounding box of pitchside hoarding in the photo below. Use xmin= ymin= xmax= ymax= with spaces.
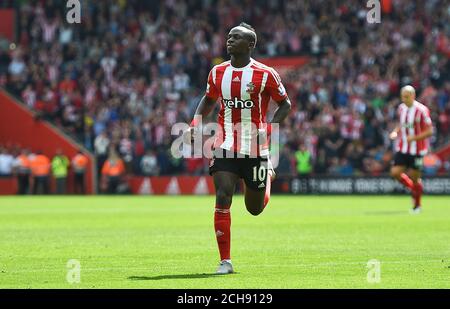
xmin=125 ymin=176 xmax=450 ymax=195
xmin=276 ymin=176 xmax=450 ymax=195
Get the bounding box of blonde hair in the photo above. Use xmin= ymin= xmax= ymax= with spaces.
xmin=401 ymin=85 xmax=416 ymax=95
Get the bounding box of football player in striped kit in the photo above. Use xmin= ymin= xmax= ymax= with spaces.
xmin=389 ymin=85 xmax=433 ymax=214
xmin=186 ymin=23 xmax=292 ymax=274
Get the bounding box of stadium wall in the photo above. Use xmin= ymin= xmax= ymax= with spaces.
xmin=0 ymin=89 xmax=96 ymax=194
xmin=0 ymin=178 xmax=17 ymax=195
xmin=0 ymin=9 xmax=15 ymax=42
xmin=128 ymin=176 xmax=215 ymax=195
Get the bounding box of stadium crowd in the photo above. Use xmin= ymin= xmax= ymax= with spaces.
xmin=0 ymin=0 xmax=449 ymax=178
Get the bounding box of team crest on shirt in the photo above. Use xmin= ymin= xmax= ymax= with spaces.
xmin=402 ymin=123 xmax=414 ymax=129
xmin=246 ymin=82 xmax=255 ymax=94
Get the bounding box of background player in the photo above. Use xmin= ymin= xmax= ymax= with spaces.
xmin=389 ymin=85 xmax=433 ymax=214
xmin=186 ymin=23 xmax=292 ymax=274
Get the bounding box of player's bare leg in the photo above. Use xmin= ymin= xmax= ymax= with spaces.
xmin=213 ymin=171 xmax=239 ymax=274
xmin=391 ymin=165 xmax=414 ymax=192
xmin=409 ymin=169 xmax=423 ymax=213
xmin=244 ymin=162 xmax=274 ymax=216
xmin=244 ymin=185 xmax=265 ymax=216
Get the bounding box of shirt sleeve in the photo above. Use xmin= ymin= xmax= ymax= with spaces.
xmin=265 ymin=68 xmax=288 ymax=103
xmin=421 ymin=107 xmax=432 ymax=126
xmin=205 ymin=67 xmax=219 ymax=100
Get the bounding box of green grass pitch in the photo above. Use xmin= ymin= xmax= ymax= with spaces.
xmin=0 ymin=195 xmax=449 ymax=288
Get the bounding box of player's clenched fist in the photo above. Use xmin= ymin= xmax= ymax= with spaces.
xmin=389 ymin=131 xmax=398 ymax=140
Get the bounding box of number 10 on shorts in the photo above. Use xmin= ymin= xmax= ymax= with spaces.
xmin=253 ymin=165 xmax=266 ymax=182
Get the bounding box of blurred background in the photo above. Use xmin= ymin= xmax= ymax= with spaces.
xmin=0 ymin=0 xmax=449 ymax=195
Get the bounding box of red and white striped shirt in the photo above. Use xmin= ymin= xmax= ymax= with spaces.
xmin=41 ymin=20 xmax=58 ymax=43
xmin=205 ymin=58 xmax=288 ymax=156
xmin=395 ymin=100 xmax=432 ymax=156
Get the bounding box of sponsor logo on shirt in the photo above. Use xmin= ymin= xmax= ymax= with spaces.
xmin=223 ymin=97 xmax=254 ymax=109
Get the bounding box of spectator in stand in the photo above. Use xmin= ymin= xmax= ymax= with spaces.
xmin=0 ymin=146 xmax=14 ymax=177
xmin=295 ymin=143 xmax=313 ymax=192
xmin=51 ymin=149 xmax=70 ymax=194
xmin=140 ymin=149 xmax=160 ymax=176
xmin=423 ymin=153 xmax=442 ymax=176
xmin=314 ymin=149 xmax=328 ymax=175
xmin=72 ymin=150 xmax=89 ymax=194
xmin=339 ymin=158 xmax=354 ymax=176
xmin=30 ymin=151 xmax=51 ymax=194
xmin=344 ymin=143 xmax=365 ymax=174
xmin=275 ymin=145 xmax=295 ymax=177
xmin=295 ymin=144 xmax=313 ymax=177
xmin=8 ymin=53 xmax=26 ymax=77
xmin=328 ymin=157 xmax=341 ymax=176
xmin=119 ymin=132 xmax=134 ymax=173
xmin=13 ymin=148 xmax=31 ymax=194
xmin=94 ymin=131 xmax=110 ymax=176
xmin=101 ymin=149 xmax=125 ymax=194
xmin=322 ymin=124 xmax=344 ymax=162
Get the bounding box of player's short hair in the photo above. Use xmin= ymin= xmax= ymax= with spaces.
xmin=238 ymin=22 xmax=257 ymax=47
xmin=239 ymin=22 xmax=255 ymax=33
xmin=401 ymin=85 xmax=416 ymax=95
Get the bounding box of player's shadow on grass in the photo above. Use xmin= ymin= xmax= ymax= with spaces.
xmin=128 ymin=273 xmax=234 ymax=281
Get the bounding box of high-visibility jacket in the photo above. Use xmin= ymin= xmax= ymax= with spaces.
xmin=101 ymin=159 xmax=125 ymax=177
xmin=30 ymin=155 xmax=51 ymax=176
xmin=52 ymin=155 xmax=70 ymax=178
xmin=295 ymin=151 xmax=312 ymax=174
xmin=423 ymin=154 xmax=441 ymax=168
xmin=16 ymin=154 xmax=31 ymax=174
xmin=72 ymin=154 xmax=89 ymax=173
